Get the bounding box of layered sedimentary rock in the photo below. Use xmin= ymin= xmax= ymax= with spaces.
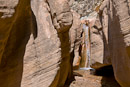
xmin=107 ymin=0 xmax=130 ymax=87
xmin=91 ymin=0 xmax=130 ymax=86
xmin=0 ymin=0 xmax=74 ymax=87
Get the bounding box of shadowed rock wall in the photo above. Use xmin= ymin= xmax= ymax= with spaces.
xmin=0 ymin=0 xmax=75 ymax=87
xmin=91 ymin=0 xmax=130 ymax=86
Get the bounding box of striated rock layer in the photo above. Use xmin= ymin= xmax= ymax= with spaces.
xmin=91 ymin=0 xmax=130 ymax=86
xmin=0 ymin=0 xmax=76 ymax=87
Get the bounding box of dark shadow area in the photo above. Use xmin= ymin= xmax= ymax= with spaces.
xmin=91 ymin=65 xmax=121 ymax=87
xmin=64 ymin=41 xmax=82 ymax=87
xmin=91 ymin=65 xmax=114 ymax=76
xmin=126 ymin=46 xmax=130 ymax=57
xmin=101 ymin=76 xmax=121 ymax=87
xmin=0 ymin=7 xmax=37 ymax=87
xmin=60 ymin=31 xmax=74 ymax=87
xmin=64 ymin=70 xmax=83 ymax=87
xmin=50 ymin=29 xmax=73 ymax=87
xmin=100 ymin=66 xmax=121 ymax=87
xmin=103 ymin=1 xmax=129 ymax=87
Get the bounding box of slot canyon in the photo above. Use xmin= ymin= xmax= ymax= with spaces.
xmin=0 ymin=0 xmax=130 ymax=87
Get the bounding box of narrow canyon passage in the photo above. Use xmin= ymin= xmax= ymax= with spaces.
xmin=69 ymin=0 xmax=130 ymax=87
xmin=0 ymin=0 xmax=129 ymax=87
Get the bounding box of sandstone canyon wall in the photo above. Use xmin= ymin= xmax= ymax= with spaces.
xmin=0 ymin=0 xmax=130 ymax=87
xmin=106 ymin=0 xmax=130 ymax=86
xmin=71 ymin=0 xmax=130 ymax=87
xmin=0 ymin=0 xmax=32 ymax=87
xmin=90 ymin=0 xmax=130 ymax=87
xmin=0 ymin=0 xmax=76 ymax=87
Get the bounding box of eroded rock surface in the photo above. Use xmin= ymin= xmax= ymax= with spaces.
xmin=91 ymin=0 xmax=130 ymax=86
xmin=0 ymin=0 xmax=130 ymax=87
xmin=69 ymin=10 xmax=82 ymax=67
xmin=0 ymin=0 xmax=74 ymax=87
xmin=0 ymin=0 xmax=33 ymax=87
xmin=107 ymin=0 xmax=130 ymax=87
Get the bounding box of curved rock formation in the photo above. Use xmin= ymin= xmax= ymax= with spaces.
xmin=0 ymin=0 xmax=74 ymax=87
